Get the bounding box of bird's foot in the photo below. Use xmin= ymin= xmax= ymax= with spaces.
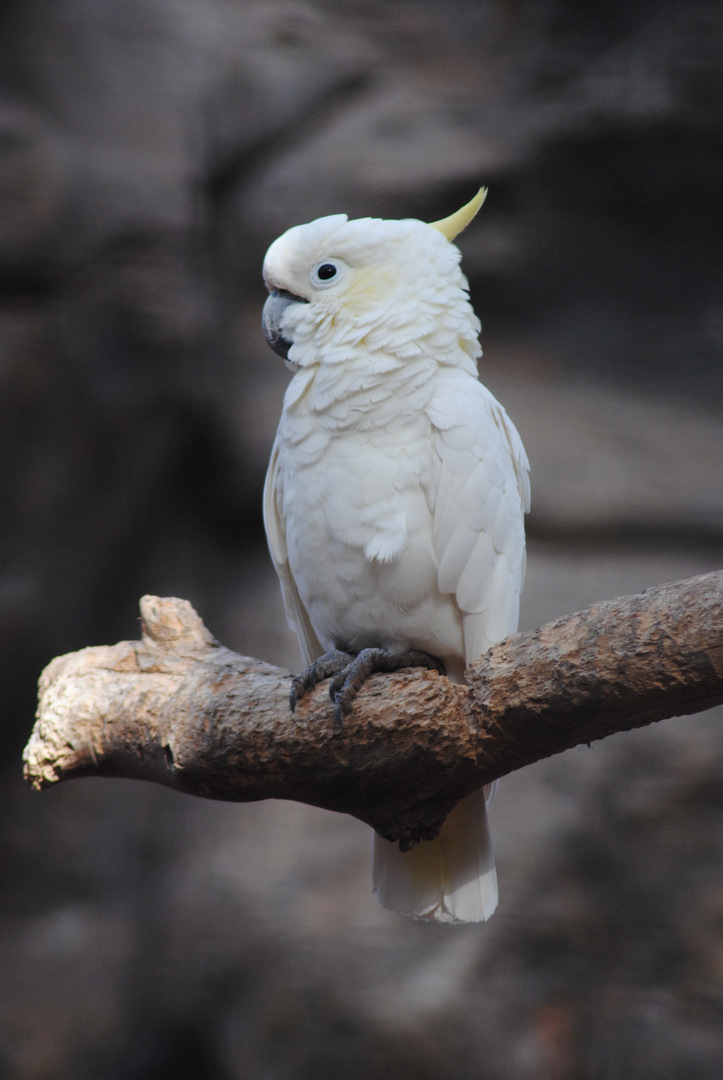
xmin=328 ymin=648 xmax=446 ymax=726
xmin=290 ymin=647 xmax=446 ymax=726
xmin=289 ymin=650 xmax=353 ymax=713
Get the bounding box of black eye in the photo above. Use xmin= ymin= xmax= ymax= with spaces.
xmin=311 ymin=259 xmax=343 ymax=288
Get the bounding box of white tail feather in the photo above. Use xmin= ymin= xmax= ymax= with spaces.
xmin=372 ymin=786 xmax=497 ymax=923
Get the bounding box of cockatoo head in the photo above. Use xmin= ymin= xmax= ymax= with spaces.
xmin=262 ymin=190 xmax=486 ymax=369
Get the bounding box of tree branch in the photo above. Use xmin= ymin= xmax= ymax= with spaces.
xmin=23 ymin=572 xmax=723 ymax=849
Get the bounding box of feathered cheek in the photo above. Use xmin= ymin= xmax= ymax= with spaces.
xmin=306 ymin=305 xmax=364 ymax=362
xmin=336 ymin=293 xmax=413 ymax=353
xmin=282 ymin=307 xmax=319 ymax=367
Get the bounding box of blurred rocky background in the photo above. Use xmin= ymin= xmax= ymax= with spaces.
xmin=1 ymin=1 xmax=722 ymax=1076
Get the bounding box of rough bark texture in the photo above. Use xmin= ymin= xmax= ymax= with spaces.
xmin=24 ymin=571 xmax=723 ymax=848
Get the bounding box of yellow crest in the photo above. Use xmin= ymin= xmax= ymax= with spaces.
xmin=428 ymin=187 xmax=487 ymax=241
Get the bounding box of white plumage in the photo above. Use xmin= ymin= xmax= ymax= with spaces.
xmin=262 ymin=195 xmax=529 ymax=923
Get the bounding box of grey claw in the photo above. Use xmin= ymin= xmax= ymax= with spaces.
xmin=333 ymin=696 xmax=346 ymax=728
xmin=328 ymin=671 xmax=346 ymax=701
xmin=289 ymin=672 xmax=310 ymax=712
xmin=288 ymin=650 xmax=353 ymax=713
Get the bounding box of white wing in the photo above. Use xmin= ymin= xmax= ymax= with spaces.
xmin=263 ymin=436 xmax=323 ymax=666
xmin=429 ymin=373 xmax=529 ymax=664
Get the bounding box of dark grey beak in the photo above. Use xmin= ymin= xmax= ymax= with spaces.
xmin=262 ymin=288 xmax=308 ymax=359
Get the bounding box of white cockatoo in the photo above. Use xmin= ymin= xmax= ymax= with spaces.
xmin=262 ymin=190 xmax=529 ymax=923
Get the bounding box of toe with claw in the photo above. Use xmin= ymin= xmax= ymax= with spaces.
xmin=289 ymin=650 xmax=353 ymax=712
xmin=328 ymin=648 xmax=446 ymax=726
xmin=290 ymin=646 xmax=446 ymax=725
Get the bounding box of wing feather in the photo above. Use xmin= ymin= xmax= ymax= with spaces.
xmin=430 ymin=377 xmax=529 ymax=665
xmin=263 ymin=437 xmax=323 ymax=666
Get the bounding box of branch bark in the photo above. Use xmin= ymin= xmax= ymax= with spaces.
xmin=23 ymin=572 xmax=723 ymax=848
